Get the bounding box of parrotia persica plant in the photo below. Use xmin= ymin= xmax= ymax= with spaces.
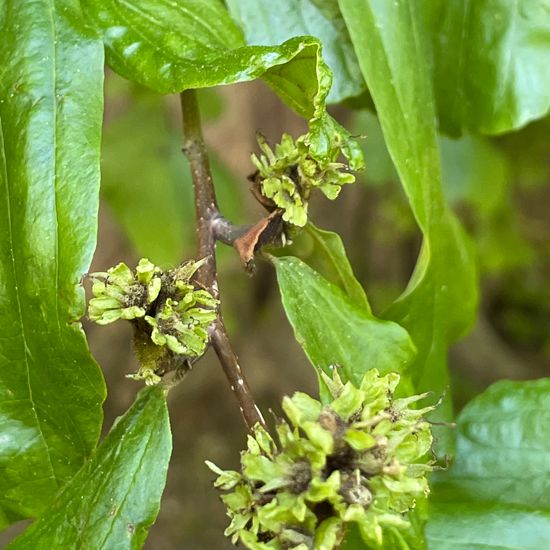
xmin=2 ymin=1 xmax=549 ymax=549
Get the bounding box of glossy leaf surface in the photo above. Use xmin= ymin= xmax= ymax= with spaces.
xmin=0 ymin=0 xmax=105 ymax=527
xmin=226 ymin=0 xmax=365 ymax=103
xmin=276 ymin=223 xmax=369 ymax=311
xmin=9 ymin=387 xmax=172 ymax=550
xmin=426 ymin=379 xmax=550 ymax=549
xmin=427 ymin=0 xmax=550 ymax=136
xmin=273 ymin=256 xmax=415 ymax=391
xmin=339 ymin=0 xmax=477 ymax=415
xmin=82 ymin=0 xmax=331 ymax=118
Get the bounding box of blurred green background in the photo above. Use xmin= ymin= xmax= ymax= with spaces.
xmin=75 ymin=73 xmax=550 ymax=548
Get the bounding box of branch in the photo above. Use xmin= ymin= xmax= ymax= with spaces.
xmin=211 ymin=318 xmax=265 ymax=429
xmin=180 ymin=89 xmax=218 ymax=290
xmin=180 ymin=89 xmax=265 ymax=431
xmin=211 ymin=216 xmax=252 ymax=246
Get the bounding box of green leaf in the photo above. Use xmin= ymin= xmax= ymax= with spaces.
xmin=226 ymin=0 xmax=365 ymax=103
xmin=273 ymin=256 xmax=415 ymax=392
xmin=440 ymin=135 xmax=532 ymax=274
xmin=277 ymin=223 xmax=369 ymax=311
xmin=0 ymin=0 xmax=105 ymax=527
xmin=342 ymin=520 xmax=426 ymax=550
xmin=353 ymin=108 xmax=532 ymax=276
xmin=426 ymin=379 xmax=550 ymax=549
xmin=8 ymin=386 xmax=172 ymax=549
xmin=352 ymin=110 xmax=398 ymax=186
xmin=82 ymin=0 xmax=331 ymax=118
xmin=426 ymin=0 xmax=550 ymax=136
xmin=339 ymin=0 xmax=477 ymax=418
xmin=427 ymin=503 xmax=550 ymax=550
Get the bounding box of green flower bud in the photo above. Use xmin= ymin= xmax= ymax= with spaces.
xmin=143 ymin=283 xmax=218 ymax=359
xmin=88 ymin=259 xmax=162 ymax=325
xmin=89 ymin=257 xmax=219 ymax=385
xmin=125 ymin=365 xmax=162 ymax=387
xmin=250 ymin=125 xmax=360 ymax=227
xmin=207 ymin=369 xmax=435 ymax=549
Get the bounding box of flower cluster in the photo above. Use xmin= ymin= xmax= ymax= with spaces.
xmin=251 ymin=132 xmax=356 ymax=228
xmin=88 ymin=258 xmax=162 ymax=324
xmin=145 ymin=291 xmax=217 ymax=356
xmin=88 ymin=258 xmax=218 ymax=384
xmin=207 ymin=369 xmax=434 ymax=549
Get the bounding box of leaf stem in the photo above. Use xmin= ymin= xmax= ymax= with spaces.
xmin=180 ymin=89 xmax=265 ymax=431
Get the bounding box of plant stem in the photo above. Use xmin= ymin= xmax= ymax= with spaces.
xmin=211 ymin=217 xmax=252 ymax=246
xmin=180 ymin=89 xmax=265 ymax=431
xmin=180 ymin=89 xmax=218 ymax=290
xmin=211 ymin=319 xmax=265 ymax=430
